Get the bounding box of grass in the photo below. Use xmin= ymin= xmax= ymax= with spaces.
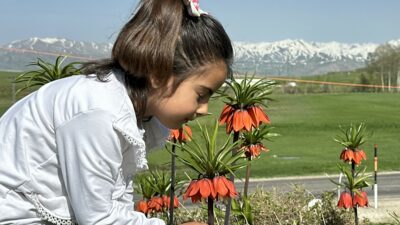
xmin=148 ymin=92 xmax=400 ymax=178
xmin=0 ymin=70 xmax=41 ymax=114
xmin=0 ymin=71 xmax=21 ymax=115
xmin=1 ymin=71 xmax=399 ymax=178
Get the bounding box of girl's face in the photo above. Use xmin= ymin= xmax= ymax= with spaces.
xmin=147 ymin=61 xmax=227 ymax=129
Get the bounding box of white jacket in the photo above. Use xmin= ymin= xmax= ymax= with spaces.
xmin=0 ymin=70 xmax=168 ymax=225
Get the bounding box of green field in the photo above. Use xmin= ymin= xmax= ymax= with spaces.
xmin=148 ymin=92 xmax=400 ymax=178
xmin=1 ymin=71 xmax=399 ymax=178
xmin=0 ymin=71 xmax=20 ymax=115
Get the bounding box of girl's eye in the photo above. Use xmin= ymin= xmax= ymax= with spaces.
xmin=197 ymin=94 xmax=207 ymax=102
xmin=197 ymin=94 xmax=204 ymax=101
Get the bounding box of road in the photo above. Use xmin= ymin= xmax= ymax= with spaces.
xmin=235 ymin=171 xmax=400 ymax=200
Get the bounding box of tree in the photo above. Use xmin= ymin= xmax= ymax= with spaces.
xmin=366 ymin=44 xmax=400 ymax=92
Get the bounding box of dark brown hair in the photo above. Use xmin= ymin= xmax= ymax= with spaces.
xmin=81 ymin=0 xmax=233 ymax=123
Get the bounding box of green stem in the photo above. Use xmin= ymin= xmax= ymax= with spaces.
xmin=351 ymin=161 xmax=359 ymax=225
xmin=244 ymin=158 xmax=252 ymax=197
xmin=169 ymin=142 xmax=176 ymax=225
xmin=208 ymin=197 xmax=214 ymax=225
xmin=224 ymin=131 xmax=239 ymax=225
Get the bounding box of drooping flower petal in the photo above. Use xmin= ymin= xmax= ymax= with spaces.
xmin=248 ymin=106 xmax=270 ymax=128
xmin=353 ymin=149 xmax=367 ymax=165
xmin=148 ymin=196 xmax=163 ymax=212
xmin=162 ymin=195 xmax=180 ymax=209
xmin=254 ymin=106 xmax=270 ymax=125
xmin=337 ymin=191 xmax=353 ymax=209
xmin=182 ymin=180 xmax=202 ymax=203
xmin=232 ymin=110 xmax=244 ymax=132
xmin=220 ymin=176 xmax=237 ymax=198
xmin=248 ymin=106 xmax=260 ymax=126
xmin=198 ymin=179 xmax=211 ymax=199
xmin=219 ymin=104 xmax=235 ymax=125
xmin=213 ymin=176 xmax=229 ymax=198
xmin=242 ymin=109 xmax=253 ymax=131
xmin=183 ymin=180 xmax=198 ymax=200
xmin=135 ymin=200 xmax=149 ymax=214
xmin=353 ymin=190 xmax=368 ymax=207
xmin=169 ymin=124 xmax=192 ymax=143
xmin=340 ymin=148 xmax=354 ymax=163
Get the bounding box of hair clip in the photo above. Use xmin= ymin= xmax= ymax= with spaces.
xmin=183 ymin=0 xmax=207 ymax=17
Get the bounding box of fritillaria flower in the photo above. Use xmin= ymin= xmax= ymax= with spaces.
xmin=216 ymin=76 xmax=275 ymax=134
xmin=183 ymin=178 xmax=216 ymax=203
xmin=335 ymin=123 xmax=370 ymax=166
xmin=135 ymin=200 xmax=149 ymax=214
xmin=353 ymin=190 xmax=368 ymax=207
xmin=340 ymin=148 xmax=367 ymax=165
xmin=172 ymin=120 xmax=245 ymax=225
xmin=241 ymin=143 xmax=269 ymax=158
xmin=169 ymin=124 xmax=192 ymax=143
xmin=337 ymin=191 xmax=353 ymax=209
xmin=219 ymin=104 xmax=270 ymax=133
xmin=183 ymin=176 xmax=237 ymax=203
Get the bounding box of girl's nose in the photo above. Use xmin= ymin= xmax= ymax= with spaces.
xmin=196 ymin=103 xmax=208 ymax=117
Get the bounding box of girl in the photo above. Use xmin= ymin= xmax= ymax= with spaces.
xmin=0 ymin=0 xmax=233 ymax=224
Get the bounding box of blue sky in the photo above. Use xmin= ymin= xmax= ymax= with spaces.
xmin=1 ymin=0 xmax=399 ymax=45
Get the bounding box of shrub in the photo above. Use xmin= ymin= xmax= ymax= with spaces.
xmin=173 ymin=185 xmax=354 ymax=225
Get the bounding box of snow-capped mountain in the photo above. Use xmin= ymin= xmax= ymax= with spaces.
xmin=233 ymin=39 xmax=380 ymax=75
xmin=5 ymin=37 xmax=112 ymax=58
xmin=1 ymin=37 xmax=399 ymax=75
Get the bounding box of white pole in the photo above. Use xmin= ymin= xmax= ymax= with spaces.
xmin=338 ymin=172 xmax=343 ymax=201
xmin=374 ymin=184 xmax=378 ymax=209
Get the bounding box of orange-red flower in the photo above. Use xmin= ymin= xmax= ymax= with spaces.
xmin=353 ymin=190 xmax=368 ymax=207
xmin=248 ymin=105 xmax=270 ymax=126
xmin=241 ymin=143 xmax=269 ymax=158
xmin=135 ymin=200 xmax=149 ymax=214
xmin=353 ymin=149 xmax=367 ymax=165
xmin=213 ymin=176 xmax=237 ymax=199
xmin=147 ymin=196 xmax=163 ymax=212
xmin=169 ymin=125 xmax=192 ymax=143
xmin=340 ymin=148 xmax=354 ymax=163
xmin=219 ymin=104 xmax=270 ymax=134
xmin=162 ymin=195 xmax=179 ymax=209
xmin=337 ymin=191 xmax=353 ymax=208
xmin=183 ymin=178 xmax=216 ymax=203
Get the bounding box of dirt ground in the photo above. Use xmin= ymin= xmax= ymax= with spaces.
xmin=358 ymin=197 xmax=400 ymax=224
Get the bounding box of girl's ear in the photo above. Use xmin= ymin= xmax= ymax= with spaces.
xmin=149 ymin=74 xmax=162 ymax=89
xmin=149 ymin=74 xmax=176 ymax=95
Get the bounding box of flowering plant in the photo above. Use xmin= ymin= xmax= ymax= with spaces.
xmin=332 ymin=123 xmax=371 ymax=225
xmin=240 ymin=125 xmax=279 ymax=160
xmin=170 ymin=120 xmax=246 ymax=225
xmin=240 ymin=125 xmax=279 ymax=197
xmin=333 ymin=165 xmax=371 ymax=208
xmin=217 ymin=76 xmax=276 ymax=225
xmin=134 ymin=170 xmax=181 ymax=218
xmin=217 ymin=76 xmax=276 ymax=134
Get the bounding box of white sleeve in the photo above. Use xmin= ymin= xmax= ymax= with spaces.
xmin=55 ymin=110 xmax=165 ymax=225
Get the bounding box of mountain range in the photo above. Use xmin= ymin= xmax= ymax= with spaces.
xmin=1 ymin=37 xmax=399 ymax=76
